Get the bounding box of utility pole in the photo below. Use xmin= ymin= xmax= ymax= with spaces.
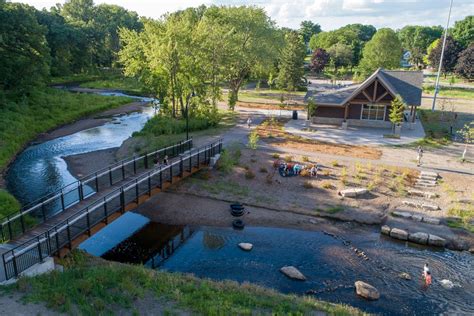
xmin=431 ymin=0 xmax=454 ymax=112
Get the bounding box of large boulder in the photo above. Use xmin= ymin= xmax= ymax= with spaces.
xmin=428 ymin=234 xmax=446 ymax=247
xmin=381 ymin=225 xmax=391 ymax=235
xmin=390 ymin=228 xmax=409 ymax=240
xmin=339 ymin=188 xmax=368 ymax=198
xmin=280 ymin=266 xmax=306 ymax=281
xmin=238 ymin=243 xmax=253 ymax=251
xmin=354 ymin=281 xmax=380 ymax=300
xmin=408 ymin=232 xmax=429 ymax=245
xmin=399 ymin=272 xmax=412 ymax=280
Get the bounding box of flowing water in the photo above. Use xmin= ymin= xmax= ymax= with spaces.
xmin=79 ymin=212 xmax=474 ymax=315
xmin=5 ymin=92 xmax=154 ymax=206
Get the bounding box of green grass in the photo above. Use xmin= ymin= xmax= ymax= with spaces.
xmin=225 ymin=89 xmax=306 ymax=104
xmin=317 ymin=205 xmax=344 ymax=214
xmin=196 ymin=179 xmax=250 ymax=197
xmin=1 ymin=251 xmax=364 ymax=315
xmin=80 ymin=77 xmax=144 ymax=94
xmin=423 ymin=85 xmax=474 ymax=99
xmin=447 ymin=205 xmax=474 ymax=233
xmin=0 ymin=189 xmax=20 ymax=218
xmin=49 ymin=73 xmax=105 ymax=85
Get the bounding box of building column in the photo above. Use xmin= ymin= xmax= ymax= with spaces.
xmin=344 ymin=104 xmax=349 ymax=120
xmin=412 ymin=106 xmax=416 ymax=123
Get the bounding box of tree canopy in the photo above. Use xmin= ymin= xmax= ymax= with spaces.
xmin=427 ymin=35 xmax=462 ymax=75
xmin=451 ymin=15 xmax=473 ymax=48
xmin=397 ymin=25 xmax=443 ymax=67
xmin=299 ymin=20 xmax=321 ymax=44
xmin=310 ymin=48 xmax=330 ymax=73
xmin=277 ymin=31 xmax=306 ymax=91
xmin=454 ymin=44 xmax=473 ymax=80
xmin=357 ymin=28 xmax=402 ymax=79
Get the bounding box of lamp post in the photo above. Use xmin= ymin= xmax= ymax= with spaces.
xmin=431 ymin=0 xmax=454 ymax=112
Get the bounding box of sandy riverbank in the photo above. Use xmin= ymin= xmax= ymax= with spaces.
xmin=63 ymin=148 xmax=118 ymax=178
xmin=35 ymin=101 xmax=148 ymax=143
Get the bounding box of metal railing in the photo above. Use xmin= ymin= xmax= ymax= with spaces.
xmin=1 ymin=139 xmax=222 ymax=280
xmin=146 ymin=226 xmax=194 ymax=269
xmin=0 ymin=139 xmax=193 ymax=242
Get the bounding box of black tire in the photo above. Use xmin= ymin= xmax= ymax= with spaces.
xmin=230 ymin=203 xmax=244 ymax=210
xmin=232 ymin=219 xmax=245 ymax=230
xmin=231 ymin=208 xmax=245 ymax=217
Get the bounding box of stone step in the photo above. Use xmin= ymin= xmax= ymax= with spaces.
xmin=402 ymin=200 xmax=440 ymax=211
xmin=416 ymin=179 xmax=437 ymax=184
xmin=420 ymin=171 xmax=439 ymax=178
xmin=380 ymin=225 xmax=446 ymax=247
xmin=391 ymin=211 xmax=440 ymax=224
xmin=407 ymin=189 xmax=437 ymax=199
xmin=415 ymin=183 xmax=436 ymax=188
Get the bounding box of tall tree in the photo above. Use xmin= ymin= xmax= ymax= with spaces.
xmin=455 ymin=44 xmax=474 ymax=80
xmin=398 ymin=25 xmax=443 ymax=68
xmin=451 ymin=15 xmax=473 ymax=48
xmin=310 ymin=48 xmax=330 ymax=73
xmin=0 ymin=2 xmax=50 ymax=90
xmin=277 ymin=31 xmax=306 ymax=91
xmin=327 ymin=43 xmax=352 ymax=71
xmin=299 ymin=20 xmax=321 ymax=44
xmin=358 ymin=28 xmax=402 ymax=79
xmin=427 ymin=35 xmax=462 ymax=75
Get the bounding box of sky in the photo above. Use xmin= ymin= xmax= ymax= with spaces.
xmin=16 ymin=0 xmax=473 ymax=31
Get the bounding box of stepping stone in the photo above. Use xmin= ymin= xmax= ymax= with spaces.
xmin=280 ymin=266 xmax=306 ymax=281
xmin=407 ymin=190 xmax=437 ymax=199
xmin=428 ymin=234 xmax=446 ymax=247
xmin=415 ymin=183 xmax=436 ymax=188
xmin=403 ymin=200 xmax=422 ymax=208
xmin=421 ymin=203 xmax=439 ymax=211
xmin=457 ymin=198 xmax=474 ymax=204
xmin=390 ymin=228 xmax=409 ymax=240
xmin=339 ymin=188 xmax=368 ymax=198
xmin=238 ymin=243 xmax=253 ymax=251
xmin=355 ymin=281 xmax=380 ymax=300
xmin=399 ymin=272 xmax=412 ymax=280
xmin=419 ymin=175 xmax=438 ymax=181
xmin=392 ymin=211 xmax=412 ymax=219
xmin=420 ymin=171 xmax=438 ymax=178
xmin=416 ymin=180 xmax=437 ymax=186
xmin=422 ymin=217 xmax=440 ymax=225
xmin=411 ymin=214 xmax=423 ymax=221
xmin=381 ymin=225 xmax=391 ymax=235
xmin=408 ymin=232 xmax=429 ymax=245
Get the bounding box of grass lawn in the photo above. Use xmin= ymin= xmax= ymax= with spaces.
xmin=423 ymin=85 xmax=474 ymax=99
xmin=0 ymin=251 xmax=365 ymax=315
xmin=224 ymin=89 xmax=306 ymax=105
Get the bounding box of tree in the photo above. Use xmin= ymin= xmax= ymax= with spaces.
xmin=455 ymin=44 xmax=474 ymax=80
xmin=277 ymin=31 xmax=306 ymax=91
xmin=427 ymin=35 xmax=462 ymax=75
xmin=398 ymin=25 xmax=443 ymax=67
xmin=451 ymin=15 xmax=473 ymax=48
xmin=389 ymin=95 xmax=405 ymax=133
xmin=299 ymin=20 xmax=321 ymax=44
xmin=61 ymin=0 xmax=95 ymax=23
xmin=327 ymin=43 xmax=352 ymax=71
xmin=0 ymin=2 xmax=50 ymax=90
xmin=310 ymin=48 xmax=330 ymax=73
xmin=358 ymin=28 xmax=402 ymax=79
xmin=307 ymin=98 xmax=317 ymax=119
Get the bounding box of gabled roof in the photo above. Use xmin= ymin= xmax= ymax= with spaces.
xmin=305 ymin=68 xmax=423 ymax=106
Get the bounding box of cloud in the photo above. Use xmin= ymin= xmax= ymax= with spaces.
xmin=16 ymin=0 xmax=474 ymax=31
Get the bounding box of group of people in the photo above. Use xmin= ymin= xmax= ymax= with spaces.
xmin=154 ymin=154 xmax=169 ymax=167
xmin=274 ymin=160 xmax=320 ymax=178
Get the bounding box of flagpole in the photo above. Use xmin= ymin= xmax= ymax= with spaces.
xmin=431 ymin=0 xmax=454 ymax=111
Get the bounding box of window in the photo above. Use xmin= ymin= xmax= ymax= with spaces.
xmin=361 ymin=104 xmax=385 ymax=121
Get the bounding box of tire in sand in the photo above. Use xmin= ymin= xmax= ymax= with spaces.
xmin=232 ymin=219 xmax=245 ymax=230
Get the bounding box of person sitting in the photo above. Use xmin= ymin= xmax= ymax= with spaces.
xmin=310 ymin=165 xmax=317 ymax=177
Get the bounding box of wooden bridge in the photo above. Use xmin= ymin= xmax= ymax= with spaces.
xmin=0 ymin=139 xmax=222 ymax=281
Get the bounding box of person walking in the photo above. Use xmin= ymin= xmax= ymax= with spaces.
xmin=163 ymin=155 xmax=169 ymax=165
xmin=247 ymin=117 xmax=252 ymax=128
xmin=417 ymin=146 xmax=424 ymax=166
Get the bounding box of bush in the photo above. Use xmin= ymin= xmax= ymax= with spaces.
xmin=300 ymin=169 xmax=310 ymax=177
xmin=245 ymin=169 xmax=256 ymax=179
xmin=134 ymin=115 xmax=214 ymax=137
xmin=323 ymin=170 xmax=330 ymax=177
xmin=331 ymin=161 xmax=340 ymax=167
xmin=217 ymin=145 xmax=241 ymax=173
xmin=247 ymin=130 xmax=259 ymax=150
xmin=284 ymin=155 xmax=293 ymax=162
xmin=321 ymin=182 xmax=335 ymax=189
xmin=259 ymin=167 xmax=268 ymax=173
xmin=0 ymin=189 xmax=20 ymax=218
xmin=272 ymin=153 xmax=280 ymax=159
xmin=302 ymin=155 xmax=309 ymax=162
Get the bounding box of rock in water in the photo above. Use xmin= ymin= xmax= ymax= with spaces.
xmin=440 ymin=279 xmax=454 ymax=289
xmin=238 ymin=243 xmax=253 ymax=251
xmin=354 ymin=281 xmax=380 ymax=300
xmin=280 ymin=266 xmax=306 ymax=281
xmin=399 ymin=272 xmax=411 ymax=280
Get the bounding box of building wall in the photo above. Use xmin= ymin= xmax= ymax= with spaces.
xmin=314 ymin=106 xmax=344 ymax=118
xmin=348 ymin=104 xmax=361 ymax=119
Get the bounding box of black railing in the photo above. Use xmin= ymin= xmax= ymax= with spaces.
xmin=1 ymin=139 xmax=222 ymax=280
xmin=0 ymin=139 xmax=193 ymax=242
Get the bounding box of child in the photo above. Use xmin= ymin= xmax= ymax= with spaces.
xmin=417 ymin=146 xmax=423 ymax=166
xmin=424 ymin=271 xmax=432 ymax=286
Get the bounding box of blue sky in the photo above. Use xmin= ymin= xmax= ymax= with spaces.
xmin=18 ymin=0 xmax=473 ymax=30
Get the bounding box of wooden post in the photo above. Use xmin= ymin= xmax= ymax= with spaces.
xmin=344 ymin=105 xmax=349 ymax=120
xmin=412 ymin=106 xmax=416 ymax=123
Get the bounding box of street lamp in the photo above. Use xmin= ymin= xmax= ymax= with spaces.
xmin=186 ymin=91 xmax=196 ymax=140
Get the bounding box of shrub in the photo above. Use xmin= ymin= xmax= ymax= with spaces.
xmin=217 ymin=144 xmax=241 ymax=173
xmin=0 ymin=189 xmax=20 ymax=218
xmin=247 ymin=130 xmax=259 ymax=150
xmin=367 ymin=181 xmax=376 ymax=191
xmin=300 ymin=169 xmax=310 ymax=177
xmin=259 ymin=167 xmax=268 ymax=173
xmin=303 ymin=181 xmax=314 ymax=189
xmin=284 ymin=155 xmax=293 ymax=162
xmin=195 ymin=170 xmax=211 ymax=180
xmin=135 ymin=115 xmax=214 ymax=137
xmin=302 ymin=155 xmax=309 ymax=162
xmin=321 ymin=181 xmax=335 ymax=189
xmin=272 ymin=153 xmax=280 ymax=159
xmin=245 ymin=169 xmax=256 ymax=179
xmin=323 ymin=170 xmax=330 ymax=177
xmin=340 ymin=167 xmax=348 ymax=185
xmin=331 ymin=160 xmax=339 ymax=167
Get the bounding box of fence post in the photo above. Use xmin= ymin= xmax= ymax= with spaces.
xmin=109 ymin=167 xmax=113 ymax=185
xmin=103 ymin=197 xmax=108 ymax=224
xmin=20 ymin=214 xmax=25 ymax=234
xmin=159 ymin=167 xmax=163 ymax=189
xmin=86 ymin=209 xmax=91 ymax=236
xmin=121 ymin=162 xmax=125 ymax=180
xmin=41 ymin=203 xmax=47 ymax=222
xmin=120 ymin=188 xmax=125 ymax=213
xmin=180 ymin=156 xmax=183 ymax=177
xmin=144 ymin=152 xmax=149 ymax=169
xmin=66 ymin=220 xmax=72 ymax=250
xmin=148 ymin=173 xmax=152 ymax=196
xmin=37 ymin=236 xmax=43 ymax=262
xmin=12 ymin=254 xmax=18 ymax=278
xmin=54 ymin=227 xmax=60 ymax=256
xmin=169 ymin=164 xmax=173 ymax=184
xmin=78 ymin=182 xmax=84 ymax=201
xmin=189 ymin=151 xmax=192 ymax=172
xmin=7 ymin=220 xmax=12 ymax=241
xmin=60 ymin=192 xmax=65 ymax=212
xmin=135 ymin=179 xmax=139 ymax=203
xmin=95 ymin=173 xmax=99 ymax=192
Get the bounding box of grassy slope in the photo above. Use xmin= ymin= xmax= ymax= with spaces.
xmin=2 ymin=251 xmax=365 ymax=315
xmin=423 ymin=85 xmax=474 ymax=99
xmin=0 ymin=88 xmax=133 ymax=217
xmin=79 ymin=77 xmax=144 ymax=94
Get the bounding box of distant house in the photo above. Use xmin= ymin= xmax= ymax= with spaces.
xmin=305 ymin=68 xmax=423 ymax=128
xmin=401 ymin=51 xmax=412 ymax=68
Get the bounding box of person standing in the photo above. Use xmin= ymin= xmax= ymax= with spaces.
xmin=417 ymin=146 xmax=424 ymax=166
xmin=247 ymin=117 xmax=252 ymax=128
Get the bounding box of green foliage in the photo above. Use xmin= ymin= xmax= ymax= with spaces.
xmin=357 ymin=28 xmax=402 ymax=79
xmin=299 ymin=20 xmax=321 ymax=44
xmin=307 ymin=98 xmax=317 ymax=118
xmin=397 ymin=25 xmax=443 ymax=67
xmin=134 ymin=115 xmax=216 ymax=137
xmin=0 ymin=89 xmax=132 ymax=171
xmin=427 ymin=36 xmax=463 ymax=74
xmin=327 ymin=43 xmax=353 ymax=70
xmin=455 ymin=44 xmax=474 ymax=80
xmin=277 ymin=31 xmax=306 ymax=91
xmin=247 ymin=130 xmax=260 ymax=150
xmin=217 ymin=144 xmax=241 ymax=173
xmin=0 ymin=189 xmax=20 ymax=218
xmin=389 ymin=95 xmax=406 ymax=126
xmin=451 ymin=15 xmax=473 ymax=48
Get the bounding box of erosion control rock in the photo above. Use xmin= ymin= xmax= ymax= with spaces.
xmin=408 ymin=232 xmax=429 ymax=245
xmin=381 ymin=225 xmax=391 ymax=235
xmin=339 ymin=188 xmax=368 ymax=198
xmin=422 ymin=217 xmax=440 ymax=225
xmin=390 ymin=228 xmax=408 ymax=240
xmin=428 ymin=235 xmax=446 ymax=247
xmin=280 ymin=266 xmax=306 ymax=281
xmin=399 ymin=272 xmax=412 ymax=280
xmin=420 ymin=171 xmax=438 ymax=179
xmin=392 ymin=211 xmax=412 ymax=219
xmin=408 ymin=190 xmax=437 ymax=199
xmin=422 ymin=203 xmax=439 ymax=211
xmin=238 ymin=243 xmax=253 ymax=251
xmin=354 ymin=281 xmax=380 ymax=300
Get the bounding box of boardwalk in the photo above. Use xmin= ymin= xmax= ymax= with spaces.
xmin=1 ymin=140 xmax=222 ymax=281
